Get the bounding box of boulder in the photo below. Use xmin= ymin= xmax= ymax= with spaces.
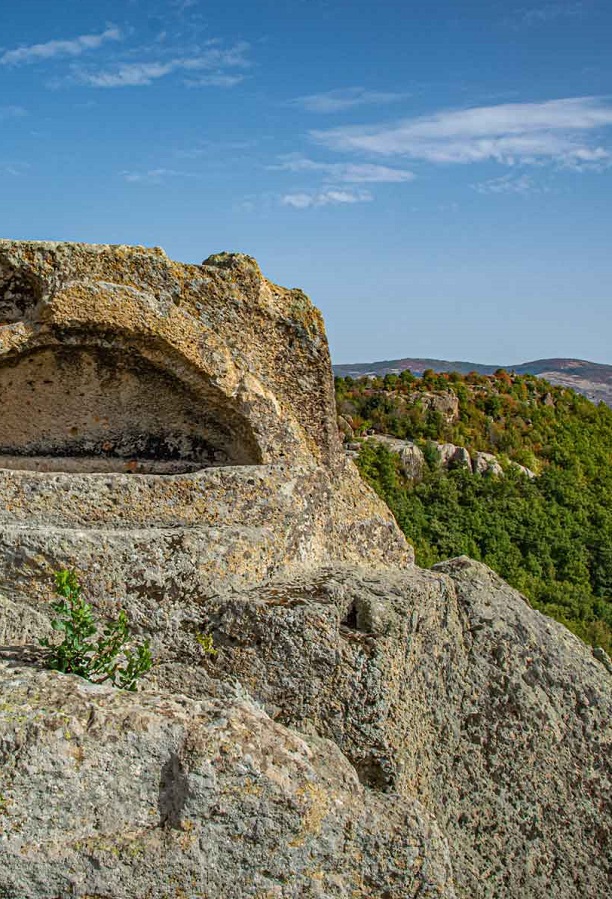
xmin=337 ymin=414 xmax=355 ymax=440
xmin=473 ymin=451 xmax=504 ymax=476
xmin=512 ymin=462 xmax=537 ymax=479
xmin=420 ymin=390 xmax=460 ymax=422
xmin=437 ymin=443 xmax=473 ymax=471
xmin=0 ymin=661 xmax=455 ymax=899
xmin=1 ymin=560 xmax=609 ymax=898
xmin=366 ymin=434 xmax=426 ymax=480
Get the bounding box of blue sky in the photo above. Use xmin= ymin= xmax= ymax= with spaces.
xmin=1 ymin=0 xmax=611 ymax=364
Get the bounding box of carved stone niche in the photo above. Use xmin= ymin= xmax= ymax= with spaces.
xmin=0 ymin=241 xmax=410 ymax=602
xmin=0 ymin=344 xmax=262 ymax=474
xmin=0 ymin=240 xmax=344 ymax=475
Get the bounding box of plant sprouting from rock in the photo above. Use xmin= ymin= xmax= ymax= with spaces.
xmin=195 ymin=631 xmax=217 ymax=656
xmin=39 ymin=569 xmax=152 ymax=690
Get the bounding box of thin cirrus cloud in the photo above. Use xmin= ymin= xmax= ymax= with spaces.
xmin=0 ymin=26 xmax=122 ymax=66
xmin=292 ymin=86 xmax=408 ymax=113
xmin=519 ymin=3 xmax=586 ymax=25
xmin=184 ymin=73 xmax=246 ymax=88
xmin=273 ymin=155 xmax=415 ymax=183
xmin=312 ymin=97 xmax=612 ymax=169
xmin=472 ymin=173 xmax=541 ymax=194
xmin=72 ymin=42 xmax=250 ymax=88
xmin=121 ymin=168 xmax=199 ymax=184
xmin=0 ymin=105 xmax=28 ymax=120
xmin=281 ymin=189 xmax=373 ymax=209
xmin=1 ymin=162 xmax=30 ymax=177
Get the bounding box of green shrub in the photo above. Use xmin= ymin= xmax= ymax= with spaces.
xmin=39 ymin=570 xmax=152 ymax=691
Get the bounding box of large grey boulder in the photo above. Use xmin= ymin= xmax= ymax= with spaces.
xmin=2 ymin=561 xmax=609 ymax=898
xmin=436 ymin=443 xmax=473 ymax=471
xmin=0 ymin=662 xmax=455 ymax=899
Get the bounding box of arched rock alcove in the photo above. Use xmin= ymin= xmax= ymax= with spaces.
xmin=0 ymin=344 xmax=262 ymax=474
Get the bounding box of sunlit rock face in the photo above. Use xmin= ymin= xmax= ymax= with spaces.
xmin=0 ymin=242 xmax=341 ymax=470
xmin=0 ymin=241 xmax=610 ymax=899
xmin=0 ymin=241 xmax=410 ymax=606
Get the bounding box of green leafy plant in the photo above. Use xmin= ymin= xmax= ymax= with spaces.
xmin=195 ymin=632 xmax=217 ymax=656
xmin=39 ymin=570 xmax=152 ymax=691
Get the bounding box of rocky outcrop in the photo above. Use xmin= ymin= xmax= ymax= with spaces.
xmin=473 ymin=450 xmax=504 ymax=476
xmin=366 ymin=434 xmax=426 ymax=479
xmin=419 ymin=390 xmax=460 ymax=422
xmin=0 ymin=661 xmax=455 ymax=899
xmin=0 ymin=240 xmax=411 ymax=610
xmin=337 ymin=413 xmax=355 ymax=440
xmin=1 ymin=560 xmax=609 ymax=898
xmin=436 ymin=442 xmax=472 ymax=470
xmin=512 ymin=461 xmax=536 ymax=479
xmin=0 ymin=241 xmax=610 ymax=898
xmin=361 ymin=436 xmax=535 ymax=481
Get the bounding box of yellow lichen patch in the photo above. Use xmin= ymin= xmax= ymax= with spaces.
xmin=288 ymin=782 xmax=331 ymax=847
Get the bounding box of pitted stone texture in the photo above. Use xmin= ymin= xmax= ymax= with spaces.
xmin=122 ymin=562 xmax=608 ymax=899
xmin=0 ymin=240 xmax=341 ymax=468
xmin=430 ymin=558 xmax=612 ymax=899
xmin=0 ymin=663 xmax=456 ymax=899
xmin=1 ymin=560 xmax=611 ymax=897
xmin=0 ymin=240 xmax=413 ymax=605
xmin=0 ymin=462 xmax=411 ymax=608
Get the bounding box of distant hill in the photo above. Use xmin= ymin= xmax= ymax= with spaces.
xmin=333 ymin=357 xmax=612 ymax=407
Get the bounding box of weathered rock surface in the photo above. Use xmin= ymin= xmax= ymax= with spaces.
xmin=0 ymin=241 xmax=610 ymax=898
xmin=151 ymin=560 xmax=610 ymax=898
xmin=436 ymin=443 xmax=473 ymax=471
xmin=511 ymin=461 xmax=536 ymax=479
xmin=0 ymin=240 xmax=412 ymax=612
xmin=419 ymin=390 xmax=460 ymax=422
xmin=473 ymin=451 xmax=504 ymax=476
xmin=0 ymin=662 xmax=457 ymax=899
xmin=366 ymin=434 xmax=426 ymax=479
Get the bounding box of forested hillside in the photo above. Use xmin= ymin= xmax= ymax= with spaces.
xmin=336 ymin=369 xmax=612 ymax=653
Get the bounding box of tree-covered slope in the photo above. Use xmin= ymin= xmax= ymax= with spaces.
xmin=336 ymin=369 xmax=612 ymax=653
xmin=333 ymin=357 xmax=612 ymax=407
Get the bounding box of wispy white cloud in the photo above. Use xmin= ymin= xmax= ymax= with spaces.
xmin=121 ymin=168 xmax=198 ymax=183
xmin=281 ymin=189 xmax=373 ymax=209
xmin=472 ymin=173 xmax=542 ymax=194
xmin=0 ymin=26 xmax=121 ymax=66
xmin=184 ymin=73 xmax=245 ymax=88
xmin=0 ymin=105 xmax=27 ymax=120
xmin=312 ymin=97 xmax=612 ymax=169
xmin=292 ymin=86 xmax=408 ymax=113
xmin=0 ymin=161 xmax=30 ymax=177
xmin=273 ymin=154 xmax=415 ymax=183
xmin=175 ymin=138 xmax=258 ymax=159
xmin=519 ymin=3 xmax=586 ymax=25
xmin=72 ymin=42 xmax=250 ymax=88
